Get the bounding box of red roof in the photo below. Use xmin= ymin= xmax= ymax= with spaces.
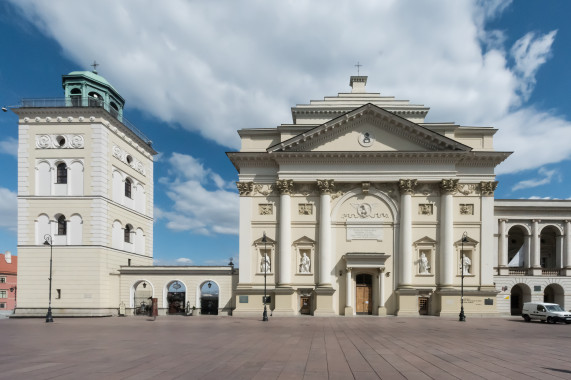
xmin=0 ymin=253 xmax=17 ymax=275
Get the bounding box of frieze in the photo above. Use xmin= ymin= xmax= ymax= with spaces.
xmin=293 ymin=183 xmax=316 ymax=197
xmin=112 ymin=145 xmax=146 ymax=176
xmin=456 ymin=183 xmax=478 ymax=196
xmin=252 ymin=183 xmax=274 ymax=196
xmin=36 ymin=134 xmax=84 ymax=149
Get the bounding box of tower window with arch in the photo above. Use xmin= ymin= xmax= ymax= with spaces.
xmin=57 ymin=215 xmax=67 ymax=236
xmin=56 ymin=162 xmax=67 ymax=184
xmin=125 ymin=178 xmax=132 ymax=199
xmin=88 ymin=91 xmax=103 ymax=107
xmin=70 ymin=88 xmax=82 ymax=107
xmin=124 ymin=224 xmax=132 ymax=243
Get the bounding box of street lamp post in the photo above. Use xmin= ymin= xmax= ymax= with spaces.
xmin=44 ymin=234 xmax=54 ymax=323
xmin=262 ymin=232 xmax=268 ymax=322
xmin=459 ymin=231 xmax=468 ymax=322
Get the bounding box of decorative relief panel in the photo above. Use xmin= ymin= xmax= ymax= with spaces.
xmin=253 ymin=183 xmax=274 ymax=196
xmin=36 ymin=134 xmax=84 ymax=149
xmin=460 ymin=204 xmax=474 ymax=215
xmin=418 ymin=204 xmax=433 ymax=215
xmin=456 ymin=183 xmax=478 ymax=196
xmin=298 ymin=204 xmax=313 ymax=215
xmin=258 ymin=204 xmax=273 ymax=215
xmin=343 ymin=202 xmax=390 ymax=220
xmin=112 ymin=145 xmax=146 ymax=176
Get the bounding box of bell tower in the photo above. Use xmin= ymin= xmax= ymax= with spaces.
xmin=14 ymin=68 xmax=156 ymax=317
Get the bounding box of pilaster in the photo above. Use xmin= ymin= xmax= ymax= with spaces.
xmin=439 ymin=179 xmax=457 ymax=287
xmin=276 ymin=179 xmax=293 ymax=286
xmin=398 ymin=179 xmax=417 ymax=288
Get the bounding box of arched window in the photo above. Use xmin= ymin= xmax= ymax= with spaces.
xmin=124 ymin=224 xmax=132 ymax=243
xmin=56 ymin=163 xmax=67 ymax=184
xmin=125 ymin=178 xmax=132 ymax=198
xmin=110 ymin=102 xmax=119 ymax=118
xmin=88 ymin=92 xmax=102 ymax=107
xmin=70 ymin=88 xmax=82 ymax=107
xmin=57 ymin=215 xmax=67 ymax=236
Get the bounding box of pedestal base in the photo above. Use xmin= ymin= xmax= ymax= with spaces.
xmin=313 ymin=287 xmax=336 ymax=316
xmin=377 ymin=307 xmax=387 ymax=316
xmin=344 ymin=306 xmax=354 ymax=316
xmin=396 ymin=288 xmax=419 ymax=316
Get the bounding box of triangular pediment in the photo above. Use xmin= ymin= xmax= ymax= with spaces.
xmin=293 ymin=236 xmax=315 ymax=245
xmin=268 ymin=104 xmax=471 ymax=153
xmin=413 ymin=236 xmax=437 ymax=246
xmin=454 ymin=236 xmax=479 ymax=247
xmin=253 ymin=236 xmax=276 ymax=245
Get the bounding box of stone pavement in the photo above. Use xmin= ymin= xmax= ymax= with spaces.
xmin=2 ymin=315 xmax=571 ymax=379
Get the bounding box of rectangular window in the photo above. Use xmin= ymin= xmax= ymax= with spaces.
xmin=0 ymin=290 xmax=6 ymax=298
xmin=56 ymin=289 xmax=61 ymax=299
xmin=0 ymin=303 xmax=5 ymax=309
xmin=0 ymin=277 xmax=5 ymax=283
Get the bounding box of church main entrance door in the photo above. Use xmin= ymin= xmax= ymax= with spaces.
xmin=355 ymin=274 xmax=373 ymax=314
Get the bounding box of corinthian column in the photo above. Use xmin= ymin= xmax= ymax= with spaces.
xmin=236 ymin=182 xmax=254 ymax=284
xmin=276 ymin=179 xmax=294 ymax=286
xmin=398 ymin=179 xmax=417 ymax=288
xmin=564 ymin=221 xmax=571 ymax=276
xmin=317 ymin=179 xmax=334 ymax=287
xmin=439 ymin=179 xmax=458 ymax=287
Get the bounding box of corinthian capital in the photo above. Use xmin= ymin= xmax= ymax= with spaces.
xmin=480 ymin=181 xmax=498 ymax=196
xmin=236 ymin=181 xmax=254 ymax=196
xmin=398 ymin=179 xmax=418 ymax=195
xmin=276 ymin=179 xmax=294 ymax=195
xmin=439 ymin=179 xmax=459 ymax=194
xmin=317 ymin=179 xmax=335 ymax=195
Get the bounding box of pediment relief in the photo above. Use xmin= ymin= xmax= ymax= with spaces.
xmin=268 ymin=104 xmax=471 ymax=153
xmin=454 ymin=236 xmax=479 ymax=247
xmin=293 ymin=236 xmax=315 ymax=246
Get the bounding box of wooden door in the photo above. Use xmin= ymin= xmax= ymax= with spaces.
xmin=356 ymin=285 xmax=372 ymax=314
xmin=300 ymin=297 xmax=310 ymax=315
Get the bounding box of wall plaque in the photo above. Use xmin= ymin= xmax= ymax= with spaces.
xmin=346 ymin=226 xmax=382 ymax=240
xmin=239 ymin=296 xmax=249 ymax=303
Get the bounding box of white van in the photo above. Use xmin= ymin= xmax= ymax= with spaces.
xmin=521 ymin=302 xmax=571 ymax=324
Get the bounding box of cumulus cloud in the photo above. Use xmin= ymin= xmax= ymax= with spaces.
xmin=175 ymin=257 xmax=193 ymax=264
xmin=0 ymin=137 xmax=17 ymax=157
xmin=155 ymin=153 xmax=238 ymax=235
xmin=0 ymin=187 xmax=17 ymax=232
xmin=512 ymin=167 xmax=561 ymax=191
xmin=7 ymin=0 xmax=567 ymax=174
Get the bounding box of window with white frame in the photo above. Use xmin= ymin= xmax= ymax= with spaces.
xmin=0 ymin=277 xmax=5 ymax=283
xmin=0 ymin=290 xmax=6 ymax=298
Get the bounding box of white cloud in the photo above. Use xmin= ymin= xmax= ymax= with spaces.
xmin=0 ymin=187 xmax=17 ymax=232
xmin=175 ymin=257 xmax=193 ymax=264
xmin=0 ymin=137 xmax=17 ymax=157
xmin=7 ymin=1 xmax=566 ymax=174
xmin=511 ymin=30 xmax=557 ymax=100
xmin=156 ymin=153 xmax=238 ymax=235
xmin=512 ymin=167 xmax=560 ymax=191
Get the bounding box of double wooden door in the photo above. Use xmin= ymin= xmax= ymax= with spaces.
xmin=356 ymin=284 xmax=372 ymax=314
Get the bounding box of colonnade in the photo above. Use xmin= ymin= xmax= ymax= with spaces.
xmin=497 ymin=219 xmax=571 ymax=273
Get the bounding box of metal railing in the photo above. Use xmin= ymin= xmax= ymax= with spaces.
xmin=20 ymin=97 xmax=152 ymax=146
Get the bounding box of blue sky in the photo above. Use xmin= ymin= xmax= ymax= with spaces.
xmin=1 ymin=0 xmax=571 ymax=265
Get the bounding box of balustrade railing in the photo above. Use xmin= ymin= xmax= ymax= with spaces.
xmin=19 ymin=98 xmax=152 ymax=146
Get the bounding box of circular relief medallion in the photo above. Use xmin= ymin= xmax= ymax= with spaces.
xmin=70 ymin=135 xmax=84 ymax=149
xmin=358 ymin=132 xmax=374 ymax=147
xmin=37 ymin=135 xmax=51 ymax=149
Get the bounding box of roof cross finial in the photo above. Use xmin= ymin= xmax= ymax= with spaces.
xmin=91 ymin=60 xmax=99 ymax=74
xmin=355 ymin=61 xmax=363 ymax=76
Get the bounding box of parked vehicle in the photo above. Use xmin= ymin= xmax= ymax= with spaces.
xmin=521 ymin=302 xmax=571 ymax=324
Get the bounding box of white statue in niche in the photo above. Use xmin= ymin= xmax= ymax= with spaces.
xmin=461 ymin=254 xmax=471 ymax=274
xmin=261 ymin=253 xmax=271 ymax=273
xmin=300 ymin=253 xmax=311 ymax=273
xmin=419 ymin=253 xmax=430 ymax=274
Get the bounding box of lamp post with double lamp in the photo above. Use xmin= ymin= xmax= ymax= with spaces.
xmin=43 ymin=234 xmax=54 ymax=323
xmin=459 ymin=231 xmax=468 ymax=322
xmin=262 ymin=232 xmax=268 ymax=322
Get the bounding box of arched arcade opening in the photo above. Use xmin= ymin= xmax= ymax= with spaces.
xmin=510 ymin=284 xmax=531 ymax=315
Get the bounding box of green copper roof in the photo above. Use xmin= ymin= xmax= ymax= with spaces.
xmin=63 ymin=70 xmax=123 ymax=101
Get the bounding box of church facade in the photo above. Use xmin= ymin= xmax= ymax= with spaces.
xmin=11 ymin=71 xmax=571 ymax=318
xmin=228 ymin=76 xmax=571 ymax=317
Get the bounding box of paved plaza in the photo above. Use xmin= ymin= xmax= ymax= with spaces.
xmin=2 ymin=315 xmax=571 ymax=379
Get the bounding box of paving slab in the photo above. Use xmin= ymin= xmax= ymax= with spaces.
xmin=2 ymin=316 xmax=571 ymax=379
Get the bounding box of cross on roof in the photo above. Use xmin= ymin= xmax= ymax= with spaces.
xmin=91 ymin=60 xmax=99 ymax=74
xmin=355 ymin=62 xmax=363 ymax=75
